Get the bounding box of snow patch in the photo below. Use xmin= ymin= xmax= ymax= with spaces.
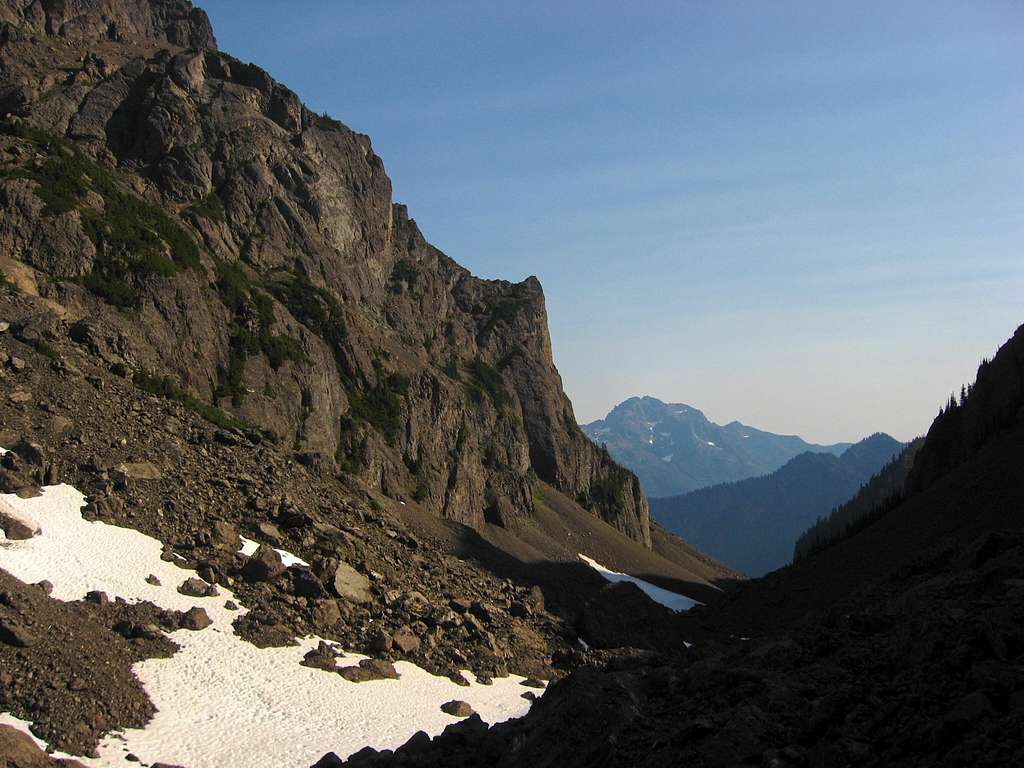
xmin=577 ymin=554 xmax=701 ymax=612
xmin=661 ymin=454 xmax=673 ymax=462
xmin=238 ymin=535 xmax=309 ymax=568
xmin=706 ymin=441 xmax=716 ymax=447
xmin=0 ymin=480 xmax=536 ymax=767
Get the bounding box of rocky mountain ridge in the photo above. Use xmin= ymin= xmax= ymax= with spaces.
xmin=583 ymin=396 xmax=850 ymax=497
xmin=649 ymin=432 xmax=903 ymax=576
xmin=0 ymin=0 xmax=650 ymax=546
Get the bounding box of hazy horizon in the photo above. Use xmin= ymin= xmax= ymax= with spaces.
xmin=199 ymin=0 xmax=1023 ymax=444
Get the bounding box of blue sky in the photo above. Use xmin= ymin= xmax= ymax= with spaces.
xmin=200 ymin=1 xmax=1023 ymax=443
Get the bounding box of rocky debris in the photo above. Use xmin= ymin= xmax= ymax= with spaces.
xmin=520 ymin=678 xmax=545 ymax=689
xmin=439 ymin=700 xmax=475 ymax=718
xmin=0 ymin=617 xmax=36 ymax=647
xmin=242 ymin=545 xmax=286 ymax=583
xmin=83 ymin=591 xmax=108 ymax=606
xmin=0 ymin=286 xmax=606 ymax=726
xmin=332 ymin=562 xmax=372 ymax=604
xmin=0 ymin=570 xmax=177 ymax=755
xmin=145 ymin=574 xmax=162 ymax=586
xmin=337 ymin=659 xmax=400 ymax=683
xmin=179 ymin=607 xmax=212 ymax=631
xmin=0 ymin=724 xmax=87 ymax=767
xmin=177 ymin=577 xmax=217 ymax=598
xmin=325 ymin=530 xmax=1024 ymax=768
xmin=578 ymin=581 xmax=682 ymax=652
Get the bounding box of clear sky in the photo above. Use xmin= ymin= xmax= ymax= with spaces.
xmin=199 ymin=0 xmax=1023 ymax=443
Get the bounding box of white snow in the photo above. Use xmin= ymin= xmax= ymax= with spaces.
xmin=661 ymin=453 xmax=673 ymax=462
xmin=238 ymin=535 xmax=309 ymax=568
xmin=706 ymin=441 xmax=716 ymax=447
xmin=0 ymin=480 xmax=537 ymax=767
xmin=647 ymin=439 xmax=654 ymax=444
xmin=577 ymin=554 xmax=701 ymax=612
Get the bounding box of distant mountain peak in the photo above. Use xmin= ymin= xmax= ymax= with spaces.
xmin=583 ymin=396 xmax=852 ymax=497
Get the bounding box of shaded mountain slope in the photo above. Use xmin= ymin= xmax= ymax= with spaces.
xmin=650 ymin=433 xmax=902 ymax=576
xmin=794 ymin=437 xmax=924 ymax=561
xmin=328 ymin=326 xmax=1024 ymax=768
xmin=584 ymin=396 xmax=849 ymax=497
xmin=697 ymin=323 xmax=1024 ymax=634
xmin=0 ymin=0 xmax=650 ymax=546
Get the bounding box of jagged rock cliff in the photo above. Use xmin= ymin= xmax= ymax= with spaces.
xmin=0 ymin=0 xmax=650 ymax=544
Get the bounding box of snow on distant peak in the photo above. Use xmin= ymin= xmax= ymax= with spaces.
xmin=577 ymin=554 xmax=700 ymax=612
xmin=661 ymin=454 xmax=673 ymax=462
xmin=706 ymin=441 xmax=716 ymax=447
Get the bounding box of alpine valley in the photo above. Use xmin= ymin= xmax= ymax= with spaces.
xmin=0 ymin=2 xmax=1021 ymax=768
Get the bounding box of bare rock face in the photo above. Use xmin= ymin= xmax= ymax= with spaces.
xmin=0 ymin=0 xmax=650 ymax=547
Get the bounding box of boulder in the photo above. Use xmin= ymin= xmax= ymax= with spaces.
xmin=301 ymin=641 xmax=339 ymax=672
xmin=337 ymin=658 xmax=399 ymax=683
xmin=311 ymin=599 xmax=342 ymax=626
xmin=242 ymin=544 xmax=286 ymax=583
xmin=332 ymin=562 xmax=371 ymax=604
xmin=393 ymin=628 xmax=421 ymax=655
xmin=0 ymin=506 xmax=38 ymax=539
xmin=440 ymin=700 xmax=475 ymax=718
xmin=211 ymin=521 xmax=241 ymax=551
xmin=113 ymin=461 xmax=163 ymax=481
xmin=178 ymin=577 xmax=217 ymax=598
xmin=180 ymin=607 xmax=212 ymax=630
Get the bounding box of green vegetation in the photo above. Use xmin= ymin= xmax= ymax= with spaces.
xmin=563 ymin=410 xmax=586 ymax=438
xmin=2 ymin=122 xmax=201 ymax=310
xmin=349 ymin=366 xmax=410 ymax=444
xmin=188 ymin=190 xmax=227 ymax=223
xmin=316 ymin=112 xmax=345 ymax=131
xmin=463 ymin=357 xmax=508 ymax=409
xmin=410 ymin=479 xmax=429 ymax=503
xmin=476 ymin=292 xmax=531 ymax=343
xmin=30 ymin=339 xmax=59 ymax=359
xmin=213 ymin=263 xmax=305 ymax=406
xmin=269 ymin=273 xmax=347 ymax=355
xmin=794 ymin=439 xmax=922 ymax=562
xmin=389 ymin=258 xmax=418 ymax=292
xmin=133 ymin=368 xmax=247 ymax=431
xmin=442 ymin=356 xmax=460 ymax=380
xmin=0 ymin=274 xmax=21 ymax=295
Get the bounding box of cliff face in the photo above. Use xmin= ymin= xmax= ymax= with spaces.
xmin=0 ymin=0 xmax=650 ymax=545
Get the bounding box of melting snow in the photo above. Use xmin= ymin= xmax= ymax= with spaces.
xmin=0 ymin=480 xmax=536 ymax=767
xmin=577 ymin=554 xmax=701 ymax=612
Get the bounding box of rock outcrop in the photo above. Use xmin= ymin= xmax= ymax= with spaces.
xmin=0 ymin=0 xmax=648 ymax=545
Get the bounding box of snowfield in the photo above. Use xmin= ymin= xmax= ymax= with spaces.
xmin=0 ymin=481 xmax=537 ymax=767
xmin=577 ymin=553 xmax=701 ymax=612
